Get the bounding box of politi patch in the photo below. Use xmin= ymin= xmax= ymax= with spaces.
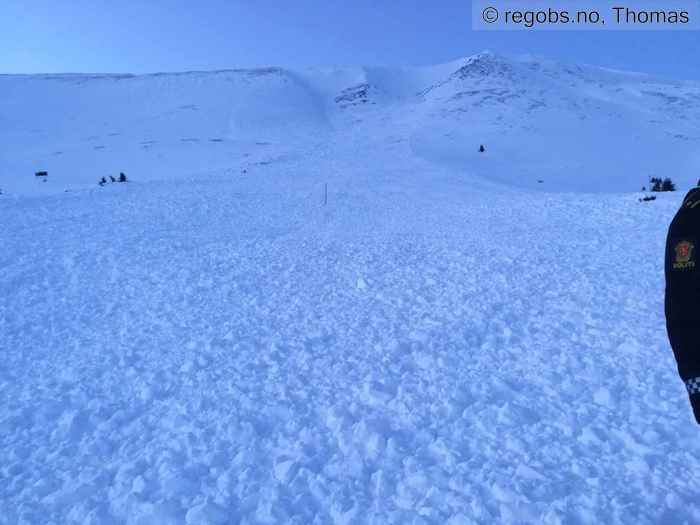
xmin=674 ymin=240 xmax=696 ymax=270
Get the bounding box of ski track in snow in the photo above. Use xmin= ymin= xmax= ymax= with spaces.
xmin=1 ymin=164 xmax=698 ymax=524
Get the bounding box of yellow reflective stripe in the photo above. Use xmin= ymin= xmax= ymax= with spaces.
xmin=684 ymin=190 xmax=700 ymax=207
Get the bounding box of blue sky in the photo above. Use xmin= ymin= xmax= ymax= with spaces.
xmin=2 ymin=0 xmax=699 ymax=79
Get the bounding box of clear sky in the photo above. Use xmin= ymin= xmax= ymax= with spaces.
xmin=2 ymin=0 xmax=699 ymax=79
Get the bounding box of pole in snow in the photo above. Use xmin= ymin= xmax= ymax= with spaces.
xmin=323 ymin=183 xmax=328 ymax=206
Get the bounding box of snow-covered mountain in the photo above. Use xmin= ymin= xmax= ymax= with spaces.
xmin=4 ymin=54 xmax=700 ymax=523
xmin=2 ymin=52 xmax=699 ymax=194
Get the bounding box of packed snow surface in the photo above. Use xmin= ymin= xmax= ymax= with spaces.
xmin=2 ymin=54 xmax=700 ymax=523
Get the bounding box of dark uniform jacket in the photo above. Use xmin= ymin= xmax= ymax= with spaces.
xmin=665 ymin=186 xmax=700 ymax=423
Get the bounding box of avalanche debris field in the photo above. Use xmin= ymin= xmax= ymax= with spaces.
xmin=2 ymin=53 xmax=700 ymax=524
xmin=2 ymin=175 xmax=697 ymax=524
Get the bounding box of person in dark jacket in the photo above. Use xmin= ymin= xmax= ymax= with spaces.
xmin=665 ymin=184 xmax=700 ymax=423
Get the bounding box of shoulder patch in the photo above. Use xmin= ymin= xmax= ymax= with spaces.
xmin=674 ymin=240 xmax=696 ymax=270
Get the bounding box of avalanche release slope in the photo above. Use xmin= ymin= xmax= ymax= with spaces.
xmin=2 ymin=53 xmax=700 ymax=524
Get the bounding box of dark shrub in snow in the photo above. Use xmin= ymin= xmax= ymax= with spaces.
xmin=649 ymin=177 xmax=676 ymax=192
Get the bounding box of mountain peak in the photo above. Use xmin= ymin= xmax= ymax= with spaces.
xmin=450 ymin=51 xmax=514 ymax=81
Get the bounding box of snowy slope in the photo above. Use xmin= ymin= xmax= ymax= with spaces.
xmin=2 ymin=52 xmax=700 ymax=194
xmin=2 ymin=54 xmax=700 ymax=524
xmin=0 ymin=68 xmax=333 ymax=195
xmin=410 ymin=54 xmax=700 ymax=192
xmin=2 ymin=171 xmax=696 ymax=524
